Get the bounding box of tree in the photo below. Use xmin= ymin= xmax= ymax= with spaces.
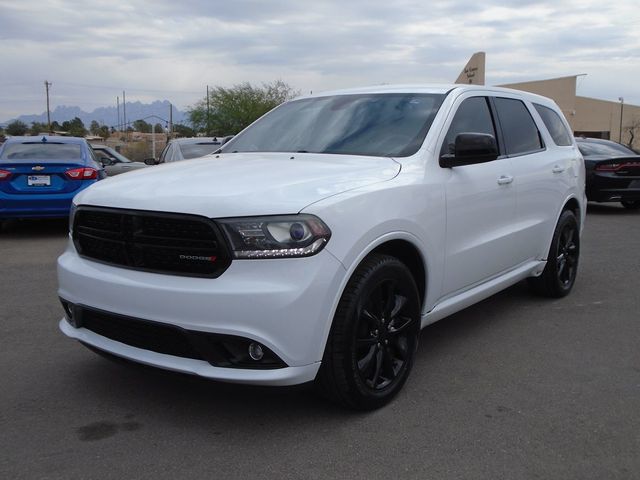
xmin=153 ymin=123 xmax=164 ymax=133
xmin=188 ymin=80 xmax=298 ymax=135
xmin=6 ymin=120 xmax=28 ymax=136
xmin=172 ymin=123 xmax=195 ymax=138
xmin=30 ymin=121 xmax=47 ymax=135
xmin=133 ymin=119 xmax=151 ymax=133
xmin=51 ymin=121 xmax=61 ymax=131
xmin=89 ymin=120 xmax=101 ymax=135
xmin=625 ymin=116 xmax=640 ymax=150
xmin=61 ymin=117 xmax=86 ymax=137
xmin=98 ymin=125 xmax=110 ymax=140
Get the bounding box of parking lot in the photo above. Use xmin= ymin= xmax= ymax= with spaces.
xmin=1 ymin=204 xmax=639 ymax=479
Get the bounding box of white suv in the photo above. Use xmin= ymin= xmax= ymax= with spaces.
xmin=58 ymin=85 xmax=585 ymax=409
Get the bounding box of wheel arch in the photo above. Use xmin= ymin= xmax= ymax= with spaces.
xmin=368 ymin=239 xmax=427 ymax=309
xmin=562 ymin=196 xmax=582 ymax=228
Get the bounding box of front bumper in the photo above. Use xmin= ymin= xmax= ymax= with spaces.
xmin=57 ymin=241 xmax=347 ymax=386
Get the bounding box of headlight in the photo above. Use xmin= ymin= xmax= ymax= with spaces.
xmin=219 ymin=214 xmax=331 ymax=259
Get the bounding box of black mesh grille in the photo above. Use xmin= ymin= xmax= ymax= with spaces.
xmin=73 ymin=207 xmax=231 ymax=277
xmin=80 ymin=305 xmax=202 ymax=360
xmin=68 ymin=303 xmax=287 ymax=369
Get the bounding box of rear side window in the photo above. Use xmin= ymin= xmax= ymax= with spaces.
xmin=441 ymin=97 xmax=496 ymax=156
xmin=180 ymin=143 xmax=222 ymax=159
xmin=494 ymin=98 xmax=543 ymax=155
xmin=0 ymin=142 xmax=82 ymax=161
xmin=534 ymin=104 xmax=572 ymax=146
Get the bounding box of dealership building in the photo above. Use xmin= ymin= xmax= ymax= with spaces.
xmin=456 ymin=52 xmax=640 ymax=149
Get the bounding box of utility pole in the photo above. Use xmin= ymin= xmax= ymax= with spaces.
xmin=206 ymin=85 xmax=211 ymax=136
xmin=123 ymin=90 xmax=127 ymax=140
xmin=116 ymin=96 xmax=120 ymax=132
xmin=44 ymin=80 xmax=52 ymax=133
xmin=152 ymin=123 xmax=156 ymax=159
xmin=619 ymin=97 xmax=624 ymax=143
xmin=169 ymin=103 xmax=173 ymax=138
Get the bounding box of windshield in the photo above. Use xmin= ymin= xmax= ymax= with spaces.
xmin=180 ymin=143 xmax=222 ymax=159
xmin=1 ymin=142 xmax=83 ymax=161
xmin=222 ymin=93 xmax=445 ymax=157
xmin=577 ymin=141 xmax=637 ymax=157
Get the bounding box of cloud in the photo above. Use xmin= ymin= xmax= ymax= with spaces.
xmin=1 ymin=0 xmax=639 ymax=121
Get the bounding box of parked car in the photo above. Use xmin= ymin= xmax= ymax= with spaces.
xmin=92 ymin=145 xmax=148 ymax=176
xmin=575 ymin=137 xmax=640 ymax=209
xmin=150 ymin=137 xmax=231 ymax=164
xmin=0 ymin=136 xmax=104 ymax=222
xmin=58 ymin=85 xmax=585 ymax=409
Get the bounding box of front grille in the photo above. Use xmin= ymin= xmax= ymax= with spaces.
xmin=80 ymin=304 xmax=202 ymax=361
xmin=73 ymin=206 xmax=231 ymax=277
xmin=64 ymin=302 xmax=287 ymax=369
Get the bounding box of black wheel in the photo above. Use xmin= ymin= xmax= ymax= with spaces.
xmin=316 ymin=254 xmax=421 ymax=410
xmin=621 ymin=200 xmax=640 ymax=210
xmin=528 ymin=210 xmax=580 ymax=298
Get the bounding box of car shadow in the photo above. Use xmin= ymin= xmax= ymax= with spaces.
xmin=587 ymin=202 xmax=639 ymax=215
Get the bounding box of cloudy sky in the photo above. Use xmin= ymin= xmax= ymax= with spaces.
xmin=1 ymin=0 xmax=639 ymax=121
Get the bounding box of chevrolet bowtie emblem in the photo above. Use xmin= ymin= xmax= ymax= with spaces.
xmin=32 ymin=166 xmax=45 ymax=171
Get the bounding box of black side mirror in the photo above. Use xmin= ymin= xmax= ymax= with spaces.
xmin=100 ymin=157 xmax=115 ymax=166
xmin=440 ymin=133 xmax=499 ymax=168
xmin=221 ymin=135 xmax=234 ymax=145
xmin=144 ymin=158 xmax=157 ymax=166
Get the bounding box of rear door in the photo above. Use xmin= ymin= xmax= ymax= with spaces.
xmin=439 ymin=95 xmax=518 ymax=296
xmin=497 ymin=98 xmax=578 ymax=262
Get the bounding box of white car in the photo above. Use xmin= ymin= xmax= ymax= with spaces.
xmin=58 ymin=85 xmax=586 ymax=410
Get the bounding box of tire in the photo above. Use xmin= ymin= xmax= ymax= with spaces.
xmin=316 ymin=254 xmax=421 ymax=410
xmin=528 ymin=210 xmax=580 ymax=298
xmin=621 ymin=200 xmax=640 ymax=210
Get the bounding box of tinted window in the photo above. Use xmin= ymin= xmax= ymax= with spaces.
xmin=180 ymin=143 xmax=222 ymax=159
xmin=534 ymin=104 xmax=572 ymax=146
xmin=494 ymin=98 xmax=543 ymax=155
xmin=441 ymin=96 xmax=496 ymax=156
xmin=577 ymin=141 xmax=638 ymax=157
xmin=1 ymin=142 xmax=82 ymax=161
xmin=223 ymin=93 xmax=445 ymax=158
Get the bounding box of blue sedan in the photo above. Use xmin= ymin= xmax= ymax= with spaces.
xmin=0 ymin=136 xmax=105 ymax=220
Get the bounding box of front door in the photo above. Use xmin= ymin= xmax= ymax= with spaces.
xmin=439 ymin=95 xmax=518 ymax=296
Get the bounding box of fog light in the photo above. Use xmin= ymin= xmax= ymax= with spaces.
xmin=248 ymin=342 xmax=264 ymax=361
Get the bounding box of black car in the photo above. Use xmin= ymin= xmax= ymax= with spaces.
xmin=576 ymin=137 xmax=640 ymax=210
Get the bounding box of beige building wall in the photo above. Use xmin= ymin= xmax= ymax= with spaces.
xmin=501 ymin=76 xmax=640 ymax=149
xmin=574 ymin=96 xmax=640 ymax=146
xmin=455 ymin=52 xmax=486 ymax=85
xmin=500 ymin=76 xmax=577 ymax=122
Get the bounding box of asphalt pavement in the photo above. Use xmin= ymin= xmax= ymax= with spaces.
xmin=1 ymin=205 xmax=639 ymax=479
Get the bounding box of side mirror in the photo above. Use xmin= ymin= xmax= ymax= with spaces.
xmin=100 ymin=157 xmax=115 ymax=166
xmin=144 ymin=158 xmax=157 ymax=166
xmin=221 ymin=135 xmax=234 ymax=145
xmin=440 ymin=133 xmax=499 ymax=168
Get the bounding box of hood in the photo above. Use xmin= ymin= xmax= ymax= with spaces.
xmin=73 ymin=152 xmax=401 ymax=217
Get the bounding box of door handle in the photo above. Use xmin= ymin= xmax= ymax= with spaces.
xmin=552 ymin=165 xmax=566 ymax=174
xmin=497 ymin=175 xmax=514 ymax=185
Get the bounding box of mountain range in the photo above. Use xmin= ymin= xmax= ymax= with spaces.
xmin=4 ymin=100 xmax=187 ymax=128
